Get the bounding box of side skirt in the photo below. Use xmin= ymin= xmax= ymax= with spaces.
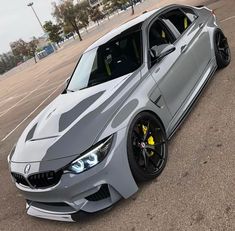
xmin=167 ymin=60 xmax=217 ymax=139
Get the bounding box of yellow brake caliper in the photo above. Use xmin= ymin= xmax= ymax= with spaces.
xmin=142 ymin=125 xmax=147 ymax=135
xmin=142 ymin=125 xmax=155 ymax=157
xmin=147 ymin=136 xmax=155 ymax=157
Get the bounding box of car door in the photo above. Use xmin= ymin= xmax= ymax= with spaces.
xmin=180 ymin=7 xmax=212 ymax=77
xmin=149 ymin=10 xmax=199 ymax=117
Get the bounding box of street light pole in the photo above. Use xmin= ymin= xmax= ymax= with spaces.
xmin=27 ymin=2 xmax=45 ymax=32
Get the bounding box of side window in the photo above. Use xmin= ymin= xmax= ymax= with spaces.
xmin=161 ymin=9 xmax=192 ymax=34
xmin=149 ymin=20 xmax=175 ymax=67
xmin=182 ymin=8 xmax=198 ymax=22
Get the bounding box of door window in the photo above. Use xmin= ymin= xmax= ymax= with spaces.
xmin=148 ymin=20 xmax=175 ymax=67
xmin=182 ymin=8 xmax=198 ymax=22
xmin=160 ymin=9 xmax=192 ymax=34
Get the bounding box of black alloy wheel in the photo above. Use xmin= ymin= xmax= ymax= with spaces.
xmin=215 ymin=29 xmax=231 ymax=69
xmin=127 ymin=112 xmax=168 ymax=182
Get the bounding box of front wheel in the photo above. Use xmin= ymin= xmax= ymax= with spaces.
xmin=127 ymin=112 xmax=168 ymax=182
xmin=214 ymin=29 xmax=231 ymax=69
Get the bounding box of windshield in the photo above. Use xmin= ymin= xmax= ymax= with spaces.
xmin=67 ymin=31 xmax=142 ymax=92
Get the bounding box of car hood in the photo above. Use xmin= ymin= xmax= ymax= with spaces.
xmin=11 ymin=72 xmax=140 ymax=166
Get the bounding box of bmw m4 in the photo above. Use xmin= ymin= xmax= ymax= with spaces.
xmin=8 ymin=4 xmax=231 ymax=221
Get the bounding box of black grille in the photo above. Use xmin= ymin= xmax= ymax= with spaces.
xmin=11 ymin=170 xmax=63 ymax=189
xmin=86 ymin=184 xmax=110 ymax=201
xmin=28 ymin=170 xmax=63 ymax=188
xmin=11 ymin=172 xmax=30 ymax=187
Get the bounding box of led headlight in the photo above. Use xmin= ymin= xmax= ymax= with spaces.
xmin=68 ymin=135 xmax=113 ymax=174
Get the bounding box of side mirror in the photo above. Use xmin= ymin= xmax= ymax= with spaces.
xmin=62 ymin=76 xmax=71 ymax=94
xmin=66 ymin=76 xmax=70 ymax=84
xmin=150 ymin=45 xmax=160 ymax=58
xmin=150 ymin=44 xmax=176 ymax=62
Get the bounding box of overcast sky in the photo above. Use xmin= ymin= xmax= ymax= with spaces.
xmin=0 ymin=0 xmax=56 ymax=53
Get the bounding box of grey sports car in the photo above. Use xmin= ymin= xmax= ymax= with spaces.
xmin=8 ymin=4 xmax=230 ymax=222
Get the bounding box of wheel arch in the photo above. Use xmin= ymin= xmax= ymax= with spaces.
xmin=132 ymin=109 xmax=166 ymax=134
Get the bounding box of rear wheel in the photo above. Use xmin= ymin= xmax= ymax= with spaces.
xmin=214 ymin=29 xmax=231 ymax=69
xmin=127 ymin=112 xmax=168 ymax=182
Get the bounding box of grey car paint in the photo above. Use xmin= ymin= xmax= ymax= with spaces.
xmin=9 ymin=4 xmax=222 ymax=221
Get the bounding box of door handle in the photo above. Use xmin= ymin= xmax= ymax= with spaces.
xmin=181 ymin=45 xmax=188 ymax=53
xmin=199 ymin=23 xmax=204 ymax=29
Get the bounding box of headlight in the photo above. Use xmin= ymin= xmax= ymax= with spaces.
xmin=67 ymin=135 xmax=113 ymax=174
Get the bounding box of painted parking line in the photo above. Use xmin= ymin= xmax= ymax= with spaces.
xmin=220 ymin=15 xmax=235 ymax=23
xmin=38 ymin=80 xmax=66 ymax=90
xmin=0 ymin=80 xmax=65 ymax=110
xmin=0 ymin=79 xmax=49 ymax=119
xmin=0 ymin=97 xmax=13 ymax=108
xmin=0 ymin=97 xmax=12 ymax=105
xmin=0 ymin=94 xmax=31 ymax=116
xmin=1 ymin=82 xmax=64 ymax=142
xmin=0 ymin=92 xmax=33 ymax=108
xmin=2 ymin=86 xmax=59 ymax=110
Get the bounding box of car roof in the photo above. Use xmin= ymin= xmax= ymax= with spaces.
xmin=84 ymin=9 xmax=159 ymax=52
xmin=84 ymin=4 xmax=191 ymax=52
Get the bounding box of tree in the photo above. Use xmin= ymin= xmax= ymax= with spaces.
xmin=112 ymin=0 xmax=128 ymax=11
xmin=52 ymin=0 xmax=83 ymax=41
xmin=78 ymin=2 xmax=90 ymax=31
xmin=28 ymin=38 xmax=39 ymax=63
xmin=63 ymin=22 xmax=75 ymax=38
xmin=10 ymin=38 xmax=39 ymax=64
xmin=10 ymin=39 xmax=29 ymax=59
xmin=43 ymin=21 xmax=63 ymax=47
xmin=0 ymin=55 xmax=8 ymax=74
xmin=102 ymin=0 xmax=113 ymax=19
xmin=89 ymin=6 xmax=105 ymax=25
xmin=0 ymin=52 xmax=22 ymax=74
xmin=130 ymin=0 xmax=135 ymax=15
xmin=103 ymin=0 xmax=134 ymax=14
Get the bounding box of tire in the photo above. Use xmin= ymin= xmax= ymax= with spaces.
xmin=127 ymin=112 xmax=168 ymax=182
xmin=214 ymin=29 xmax=231 ymax=69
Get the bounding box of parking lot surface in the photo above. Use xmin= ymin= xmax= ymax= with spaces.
xmin=0 ymin=0 xmax=234 ymax=230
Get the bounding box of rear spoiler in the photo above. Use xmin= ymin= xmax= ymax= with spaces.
xmin=195 ymin=5 xmax=205 ymax=8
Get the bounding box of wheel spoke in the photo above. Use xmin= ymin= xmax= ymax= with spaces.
xmin=220 ymin=49 xmax=229 ymax=58
xmin=142 ymin=149 xmax=148 ymax=168
xmin=155 ymin=140 xmax=166 ymax=145
xmin=222 ymin=50 xmax=228 ymax=56
xmin=149 ymin=158 xmax=158 ymax=170
xmin=143 ymin=122 xmax=150 ymax=141
xmin=146 ymin=141 xmax=165 ymax=147
xmin=155 ymin=150 xmax=164 ymax=160
xmin=145 ymin=144 xmax=155 ymax=151
xmin=133 ymin=129 xmax=141 ymax=139
xmin=217 ymin=33 xmax=221 ymax=47
xmin=145 ymin=145 xmax=164 ymax=160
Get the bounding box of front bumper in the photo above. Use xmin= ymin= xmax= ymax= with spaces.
xmin=26 ymin=189 xmax=114 ymax=222
xmin=10 ymin=128 xmax=138 ymax=221
xmin=26 ymin=202 xmax=75 ymax=222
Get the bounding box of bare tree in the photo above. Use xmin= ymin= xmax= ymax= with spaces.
xmin=52 ymin=0 xmax=83 ymax=41
xmin=10 ymin=38 xmax=39 ymax=64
